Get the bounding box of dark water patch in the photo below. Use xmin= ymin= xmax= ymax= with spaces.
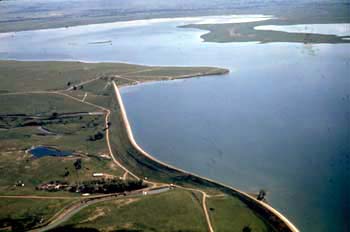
xmin=29 ymin=146 xmax=71 ymax=158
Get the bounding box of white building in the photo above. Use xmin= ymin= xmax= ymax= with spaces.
xmin=92 ymin=173 xmax=104 ymax=177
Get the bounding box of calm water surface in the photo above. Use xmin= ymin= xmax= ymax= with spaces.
xmin=0 ymin=17 xmax=349 ymax=232
xmin=29 ymin=146 xmax=71 ymax=158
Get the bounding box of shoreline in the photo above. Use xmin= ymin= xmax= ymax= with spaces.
xmin=112 ymin=81 xmax=299 ymax=232
xmin=0 ymin=14 xmax=273 ymax=34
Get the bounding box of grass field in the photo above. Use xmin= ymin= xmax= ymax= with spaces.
xmin=54 ymin=189 xmax=208 ymax=232
xmin=207 ymin=195 xmax=274 ymax=232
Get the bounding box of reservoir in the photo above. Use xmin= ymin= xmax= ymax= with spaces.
xmin=0 ymin=15 xmax=349 ymax=232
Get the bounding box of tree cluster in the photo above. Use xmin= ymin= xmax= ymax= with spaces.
xmin=88 ymin=131 xmax=104 ymax=141
xmin=71 ymin=179 xmax=146 ymax=194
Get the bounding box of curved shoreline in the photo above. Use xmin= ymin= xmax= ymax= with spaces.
xmin=112 ymin=81 xmax=299 ymax=232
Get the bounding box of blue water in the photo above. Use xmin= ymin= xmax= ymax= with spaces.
xmin=0 ymin=17 xmax=349 ymax=231
xmin=29 ymin=146 xmax=71 ymax=158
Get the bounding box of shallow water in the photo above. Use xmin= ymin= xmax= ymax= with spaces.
xmin=0 ymin=16 xmax=349 ymax=232
xmin=29 ymin=146 xmax=71 ymax=158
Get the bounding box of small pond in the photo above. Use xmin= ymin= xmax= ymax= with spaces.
xmin=29 ymin=146 xmax=72 ymax=158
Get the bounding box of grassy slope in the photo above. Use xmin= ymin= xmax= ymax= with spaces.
xmin=0 ymin=94 xmax=97 ymax=114
xmin=0 ymin=94 xmax=107 ymax=155
xmin=0 ymin=149 xmax=123 ymax=196
xmin=207 ymin=195 xmax=272 ymax=232
xmin=54 ymin=189 xmax=208 ymax=232
xmin=0 ymin=61 xmax=228 ymax=93
xmin=0 ymin=61 xmax=141 ymax=92
xmin=0 ymin=198 xmax=76 ymax=232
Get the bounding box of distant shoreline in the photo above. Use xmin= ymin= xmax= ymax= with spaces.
xmin=0 ymin=1 xmax=349 ymax=34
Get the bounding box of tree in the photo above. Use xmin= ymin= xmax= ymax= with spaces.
xmin=63 ymin=170 xmax=70 ymax=177
xmin=73 ymin=159 xmax=82 ymax=170
xmin=87 ymin=131 xmax=104 ymax=141
xmin=94 ymin=131 xmax=104 ymax=140
xmin=257 ymin=189 xmax=266 ymax=201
